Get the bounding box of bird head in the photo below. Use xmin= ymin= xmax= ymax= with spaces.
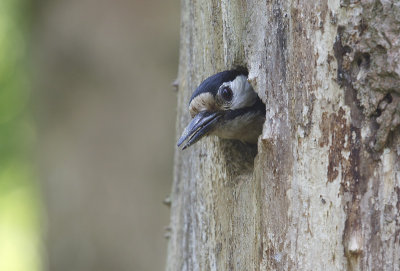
xmin=177 ymin=70 xmax=265 ymax=150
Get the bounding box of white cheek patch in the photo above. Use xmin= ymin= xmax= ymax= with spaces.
xmin=189 ymin=92 xmax=216 ymax=117
xmin=224 ymin=75 xmax=257 ymax=110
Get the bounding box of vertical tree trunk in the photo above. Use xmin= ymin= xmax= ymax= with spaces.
xmin=167 ymin=0 xmax=400 ymax=270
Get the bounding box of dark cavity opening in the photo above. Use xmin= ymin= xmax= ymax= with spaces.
xmin=355 ymin=52 xmax=370 ymax=69
xmin=217 ymin=66 xmax=264 ymax=176
xmin=385 ymin=93 xmax=393 ymax=104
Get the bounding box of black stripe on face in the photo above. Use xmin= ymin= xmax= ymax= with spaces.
xmin=223 ymin=99 xmax=265 ymax=121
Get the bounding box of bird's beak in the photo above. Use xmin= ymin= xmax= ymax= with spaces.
xmin=177 ymin=111 xmax=221 ymax=150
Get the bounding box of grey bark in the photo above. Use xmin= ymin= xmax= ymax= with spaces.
xmin=167 ymin=0 xmax=400 ymax=270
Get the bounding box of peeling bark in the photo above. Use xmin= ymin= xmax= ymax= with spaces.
xmin=167 ymin=0 xmax=400 ymax=270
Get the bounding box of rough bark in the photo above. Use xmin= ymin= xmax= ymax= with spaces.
xmin=167 ymin=0 xmax=400 ymax=270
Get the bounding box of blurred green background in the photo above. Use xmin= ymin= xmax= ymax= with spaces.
xmin=0 ymin=0 xmax=42 ymax=270
xmin=0 ymin=0 xmax=179 ymax=270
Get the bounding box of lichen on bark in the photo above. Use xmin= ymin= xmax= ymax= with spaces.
xmin=335 ymin=0 xmax=400 ymax=151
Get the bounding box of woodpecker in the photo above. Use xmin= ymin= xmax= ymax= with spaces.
xmin=177 ymin=70 xmax=265 ymax=150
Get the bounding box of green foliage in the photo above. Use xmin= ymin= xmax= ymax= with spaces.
xmin=0 ymin=0 xmax=42 ymax=270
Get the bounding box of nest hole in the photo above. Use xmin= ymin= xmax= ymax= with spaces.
xmin=219 ymin=139 xmax=259 ymax=176
xmin=355 ymin=52 xmax=370 ymax=69
xmin=217 ymin=65 xmax=265 ymax=176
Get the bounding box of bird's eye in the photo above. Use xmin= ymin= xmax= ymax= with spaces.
xmin=221 ymin=86 xmax=233 ymax=101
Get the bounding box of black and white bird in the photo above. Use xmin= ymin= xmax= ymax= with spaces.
xmin=177 ymin=70 xmax=265 ymax=150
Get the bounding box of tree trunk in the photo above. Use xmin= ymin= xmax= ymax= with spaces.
xmin=167 ymin=0 xmax=400 ymax=270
